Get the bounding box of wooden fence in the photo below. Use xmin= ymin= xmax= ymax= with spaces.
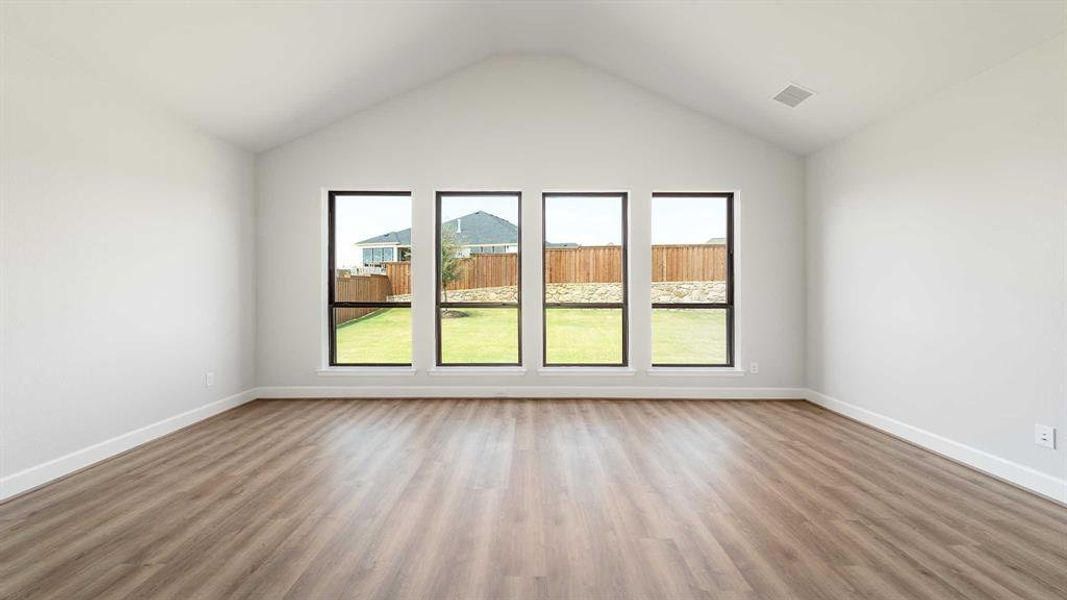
xmin=651 ymin=244 xmax=728 ymax=282
xmin=369 ymin=255 xmax=517 ymax=294
xmin=545 ymin=244 xmax=726 ymax=283
xmin=447 ymin=253 xmax=518 ymax=290
xmin=335 ymin=244 xmax=724 ymax=324
xmin=384 ymin=262 xmax=412 ymax=295
xmin=370 ymin=244 xmax=725 ymax=293
xmin=546 ymin=246 xmax=621 ymax=284
xmin=334 ymin=273 xmax=392 ymax=323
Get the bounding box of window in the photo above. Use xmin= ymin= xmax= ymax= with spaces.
xmin=328 ymin=191 xmax=412 ymax=366
xmin=361 ymin=246 xmax=395 ymax=265
xmin=436 ymin=192 xmax=521 ymax=365
xmin=651 ymin=192 xmax=733 ymax=366
xmin=543 ymin=192 xmax=628 ymax=366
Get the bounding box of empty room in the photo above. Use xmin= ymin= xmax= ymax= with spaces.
xmin=1 ymin=1 xmax=1065 ymax=598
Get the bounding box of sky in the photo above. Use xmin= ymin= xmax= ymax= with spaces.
xmin=440 ymin=195 xmax=518 ymax=224
xmin=546 ymin=194 xmax=726 ymax=245
xmin=334 ymin=194 xmax=411 ymax=268
xmin=544 ymin=195 xmax=623 ymax=246
xmin=651 ymin=195 xmax=727 ymax=244
xmin=335 ymin=193 xmax=728 ymax=268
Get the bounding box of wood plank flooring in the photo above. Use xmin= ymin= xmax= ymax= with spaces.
xmin=1 ymin=399 xmax=1065 ymax=599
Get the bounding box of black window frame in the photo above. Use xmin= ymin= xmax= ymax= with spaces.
xmin=327 ymin=190 xmax=413 ymax=367
xmin=435 ymin=191 xmax=523 ymax=367
xmin=542 ymin=191 xmax=629 ymax=367
xmin=650 ymin=191 xmax=735 ymax=367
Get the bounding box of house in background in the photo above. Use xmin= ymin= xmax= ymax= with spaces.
xmin=353 ymin=229 xmax=411 ymax=267
xmin=355 ymin=210 xmax=577 ymax=274
xmin=355 ymin=210 xmax=520 ymax=268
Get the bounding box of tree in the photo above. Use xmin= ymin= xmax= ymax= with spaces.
xmin=439 ymin=231 xmax=466 ymax=315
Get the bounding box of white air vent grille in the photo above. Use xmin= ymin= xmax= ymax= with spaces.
xmin=773 ymin=84 xmax=814 ymax=108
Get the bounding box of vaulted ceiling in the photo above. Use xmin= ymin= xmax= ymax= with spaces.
xmin=2 ymin=1 xmax=1063 ymax=154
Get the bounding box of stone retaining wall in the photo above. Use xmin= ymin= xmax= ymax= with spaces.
xmin=651 ymin=281 xmax=726 ymax=303
xmin=388 ymin=286 xmax=519 ymax=303
xmin=545 ymin=283 xmax=623 ymax=303
xmin=546 ymin=281 xmax=725 ymax=303
xmin=388 ymin=281 xmax=725 ymax=304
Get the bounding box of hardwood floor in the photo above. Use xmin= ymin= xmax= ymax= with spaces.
xmin=1 ymin=399 xmax=1064 ymax=599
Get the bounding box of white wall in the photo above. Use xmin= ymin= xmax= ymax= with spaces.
xmin=0 ymin=35 xmax=257 ymax=497
xmin=806 ymin=35 xmax=1066 ymax=500
xmin=256 ymin=55 xmax=805 ymax=395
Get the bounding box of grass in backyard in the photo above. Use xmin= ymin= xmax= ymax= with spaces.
xmin=334 ymin=307 xmax=411 ymax=364
xmin=440 ymin=307 xmax=519 ymax=364
xmin=651 ymin=308 xmax=728 ymax=365
xmin=545 ymin=308 xmax=623 ymax=364
xmin=334 ymin=305 xmax=727 ymax=365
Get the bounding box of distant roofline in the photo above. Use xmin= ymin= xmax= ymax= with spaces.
xmin=354 ymin=241 xmax=519 ymax=247
xmin=356 ymin=210 xmax=518 ymax=245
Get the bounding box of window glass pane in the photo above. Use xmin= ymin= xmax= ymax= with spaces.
xmin=438 ymin=194 xmax=520 ymax=303
xmin=334 ymin=193 xmax=411 ymax=302
xmin=545 ymin=308 xmax=623 ymax=365
xmin=652 ymin=308 xmax=727 ymax=365
xmin=651 ymin=195 xmax=727 ymax=303
xmin=334 ymin=307 xmax=411 ymax=364
xmin=439 ymin=307 xmax=519 ymax=364
xmin=544 ymin=194 xmax=624 ymax=304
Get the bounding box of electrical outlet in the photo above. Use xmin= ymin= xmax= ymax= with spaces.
xmin=749 ymin=362 xmax=759 ymax=374
xmin=205 ymin=371 xmax=215 ymax=388
xmin=1035 ymin=424 xmax=1055 ymax=449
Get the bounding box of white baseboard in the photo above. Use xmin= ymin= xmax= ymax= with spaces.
xmin=805 ymin=388 xmax=1067 ymax=505
xmin=255 ymin=385 xmax=806 ymax=400
xmin=0 ymin=387 xmax=260 ymax=501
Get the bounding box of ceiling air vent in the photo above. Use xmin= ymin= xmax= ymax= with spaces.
xmin=773 ymin=84 xmax=815 ymax=108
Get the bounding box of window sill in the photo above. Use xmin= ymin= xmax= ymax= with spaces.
xmin=428 ymin=367 xmax=527 ymax=376
xmin=316 ymin=367 xmax=417 ymax=377
xmin=537 ymin=367 xmax=637 ymax=376
xmin=646 ymin=367 xmax=746 ymax=377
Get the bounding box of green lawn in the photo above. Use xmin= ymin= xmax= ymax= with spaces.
xmin=544 ymin=308 xmax=623 ymax=364
xmin=335 ymin=308 xmax=411 ymax=364
xmin=440 ymin=308 xmax=519 ymax=364
xmin=335 ymin=307 xmax=727 ymax=365
xmin=651 ymin=308 xmax=727 ymax=365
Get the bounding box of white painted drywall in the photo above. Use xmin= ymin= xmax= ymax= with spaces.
xmin=256 ymin=55 xmax=805 ymax=392
xmin=0 ymin=35 xmax=257 ymax=493
xmin=806 ymin=35 xmax=1066 ymax=489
